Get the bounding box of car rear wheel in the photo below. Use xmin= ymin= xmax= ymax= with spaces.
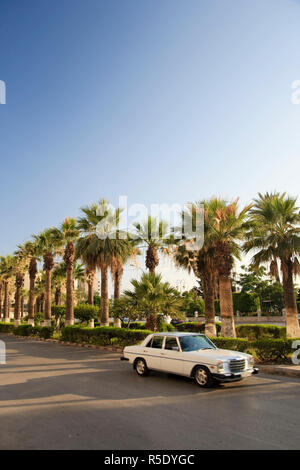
xmin=134 ymin=358 xmax=149 ymax=377
xmin=194 ymin=366 xmax=214 ymax=388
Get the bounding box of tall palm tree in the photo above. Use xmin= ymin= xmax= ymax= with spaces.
xmin=15 ymin=241 xmax=40 ymax=325
xmin=34 ymin=229 xmax=61 ymax=326
xmin=76 ymin=236 xmax=97 ymax=306
xmin=111 ymin=243 xmax=139 ymax=327
xmin=77 ymin=199 xmax=131 ymax=325
xmin=244 ymin=192 xmax=300 ymax=338
xmin=12 ymin=252 xmax=28 ymax=325
xmin=51 ymin=218 xmax=80 ymax=325
xmin=133 ymin=216 xmax=170 ymax=274
xmin=207 ymin=198 xmax=252 ymax=337
xmin=0 ymin=255 xmax=14 ymax=322
xmin=175 ymin=201 xmax=218 ymax=337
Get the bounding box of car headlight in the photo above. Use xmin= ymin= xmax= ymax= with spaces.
xmin=248 ymin=357 xmax=254 ymax=368
xmin=217 ymin=361 xmax=225 ymax=372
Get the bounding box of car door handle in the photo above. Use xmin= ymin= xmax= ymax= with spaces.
xmin=160 ymin=353 xmax=165 ymax=355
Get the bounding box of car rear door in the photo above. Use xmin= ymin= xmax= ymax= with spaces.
xmin=142 ymin=335 xmax=164 ymax=370
xmin=160 ymin=337 xmax=183 ymax=374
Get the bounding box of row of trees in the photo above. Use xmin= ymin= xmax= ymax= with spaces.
xmin=0 ymin=192 xmax=299 ymax=337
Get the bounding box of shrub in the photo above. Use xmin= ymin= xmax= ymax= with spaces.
xmin=236 ymin=324 xmax=286 ymax=340
xmin=34 ymin=312 xmax=45 ymax=325
xmin=212 ymin=337 xmax=250 ymax=352
xmin=0 ymin=322 xmax=15 ymax=333
xmin=252 ymin=339 xmax=295 ymax=363
xmin=13 ymin=324 xmax=54 ymax=339
xmin=177 ymin=321 xmax=221 ymax=336
xmin=60 ymin=325 xmax=152 ymax=347
xmin=212 ymin=336 xmax=299 ymax=363
xmin=74 ymin=304 xmax=98 ymax=323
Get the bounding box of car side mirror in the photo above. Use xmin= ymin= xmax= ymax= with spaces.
xmin=172 ymin=346 xmax=179 ymax=351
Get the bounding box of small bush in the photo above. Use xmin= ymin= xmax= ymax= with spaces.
xmin=177 ymin=321 xmax=221 ymax=336
xmin=0 ymin=322 xmax=15 ymax=333
xmin=236 ymin=324 xmax=286 ymax=340
xmin=60 ymin=325 xmax=152 ymax=347
xmin=13 ymin=324 xmax=54 ymax=339
xmin=74 ymin=304 xmax=98 ymax=323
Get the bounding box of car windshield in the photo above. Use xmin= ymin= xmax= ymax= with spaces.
xmin=179 ymin=335 xmax=216 ymax=352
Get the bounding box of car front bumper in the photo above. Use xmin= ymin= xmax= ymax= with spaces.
xmin=212 ymin=367 xmax=259 ymax=382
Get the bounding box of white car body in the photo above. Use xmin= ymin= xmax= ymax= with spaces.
xmin=121 ymin=332 xmax=258 ymax=386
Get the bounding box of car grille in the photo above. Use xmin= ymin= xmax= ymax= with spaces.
xmin=229 ymin=359 xmax=246 ymax=373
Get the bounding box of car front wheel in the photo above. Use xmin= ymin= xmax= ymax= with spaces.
xmin=194 ymin=366 xmax=214 ymax=388
xmin=134 ymin=358 xmax=149 ymax=377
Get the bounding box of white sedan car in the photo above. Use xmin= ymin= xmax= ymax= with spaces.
xmin=121 ymin=332 xmax=259 ymax=387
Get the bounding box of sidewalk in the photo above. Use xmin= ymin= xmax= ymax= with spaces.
xmin=259 ymin=364 xmax=300 ymax=379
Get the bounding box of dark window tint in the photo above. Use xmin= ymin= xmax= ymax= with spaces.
xmin=151 ymin=336 xmax=164 ymax=349
xmin=165 ymin=337 xmax=179 ymax=350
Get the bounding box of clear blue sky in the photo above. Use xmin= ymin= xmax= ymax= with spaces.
xmin=1 ymin=0 xmax=300 ymax=264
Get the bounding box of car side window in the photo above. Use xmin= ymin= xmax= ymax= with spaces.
xmin=164 ymin=337 xmax=179 ymax=351
xmin=151 ymin=336 xmax=164 ymax=349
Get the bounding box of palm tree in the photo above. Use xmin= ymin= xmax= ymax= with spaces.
xmin=12 ymin=252 xmax=28 ymax=326
xmin=111 ymin=243 xmax=139 ymax=327
xmin=52 ymin=262 xmax=66 ymax=305
xmin=76 ymin=236 xmax=97 ymax=306
xmin=244 ymin=192 xmax=300 ymax=338
xmin=123 ymin=272 xmax=183 ymax=330
xmin=52 ymin=218 xmax=80 ymax=325
xmin=15 ymin=241 xmax=40 ymax=325
xmin=133 ymin=216 xmax=170 ymax=274
xmin=175 ymin=201 xmax=218 ymax=337
xmin=208 ymin=198 xmax=252 ymax=337
xmin=34 ymin=229 xmax=61 ymax=326
xmin=0 ymin=255 xmax=14 ymax=322
xmin=77 ymin=199 xmax=131 ymax=325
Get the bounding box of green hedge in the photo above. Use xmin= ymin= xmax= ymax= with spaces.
xmin=60 ymin=325 xmax=152 ymax=347
xmin=235 ymin=324 xmax=286 ymax=340
xmin=177 ymin=322 xmax=221 ymax=335
xmin=212 ymin=337 xmax=300 ymax=363
xmin=0 ymin=322 xmax=15 ymax=333
xmin=13 ymin=324 xmax=54 ymax=339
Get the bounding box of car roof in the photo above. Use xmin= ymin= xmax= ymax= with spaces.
xmin=149 ymin=332 xmax=205 ymax=337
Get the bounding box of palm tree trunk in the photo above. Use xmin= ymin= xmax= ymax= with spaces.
xmin=55 ymin=287 xmax=61 ymax=305
xmin=219 ymin=274 xmax=236 ymax=338
xmin=87 ymin=269 xmax=95 ymax=305
xmin=113 ymin=266 xmax=122 ymax=328
xmin=21 ymin=296 xmax=24 ymax=318
xmin=14 ymin=273 xmax=24 ymax=325
xmin=202 ymin=274 xmax=216 ymax=337
xmin=145 ymin=313 xmax=158 ymax=331
xmin=3 ymin=281 xmax=9 ymax=323
xmin=44 ymin=269 xmax=52 ymax=326
xmin=282 ymin=258 xmax=300 ymax=338
xmin=64 ymin=241 xmax=75 ymax=326
xmin=28 ymin=258 xmax=37 ymax=325
xmin=65 ymin=266 xmax=74 ymax=325
xmin=100 ymin=263 xmax=109 ymax=326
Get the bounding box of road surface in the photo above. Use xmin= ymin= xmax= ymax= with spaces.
xmin=0 ymin=334 xmax=299 ymax=450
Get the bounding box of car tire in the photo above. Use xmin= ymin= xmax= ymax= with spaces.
xmin=134 ymin=358 xmax=149 ymax=377
xmin=194 ymin=366 xmax=214 ymax=388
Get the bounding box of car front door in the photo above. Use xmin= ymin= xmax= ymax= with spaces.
xmin=161 ymin=337 xmax=183 ymax=374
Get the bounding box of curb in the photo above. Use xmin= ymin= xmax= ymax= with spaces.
xmin=259 ymin=364 xmax=300 ymax=379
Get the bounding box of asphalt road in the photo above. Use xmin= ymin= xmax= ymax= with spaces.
xmin=0 ymin=334 xmax=299 ymax=450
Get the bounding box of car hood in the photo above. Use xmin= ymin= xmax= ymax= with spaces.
xmin=185 ymin=348 xmax=250 ymax=362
